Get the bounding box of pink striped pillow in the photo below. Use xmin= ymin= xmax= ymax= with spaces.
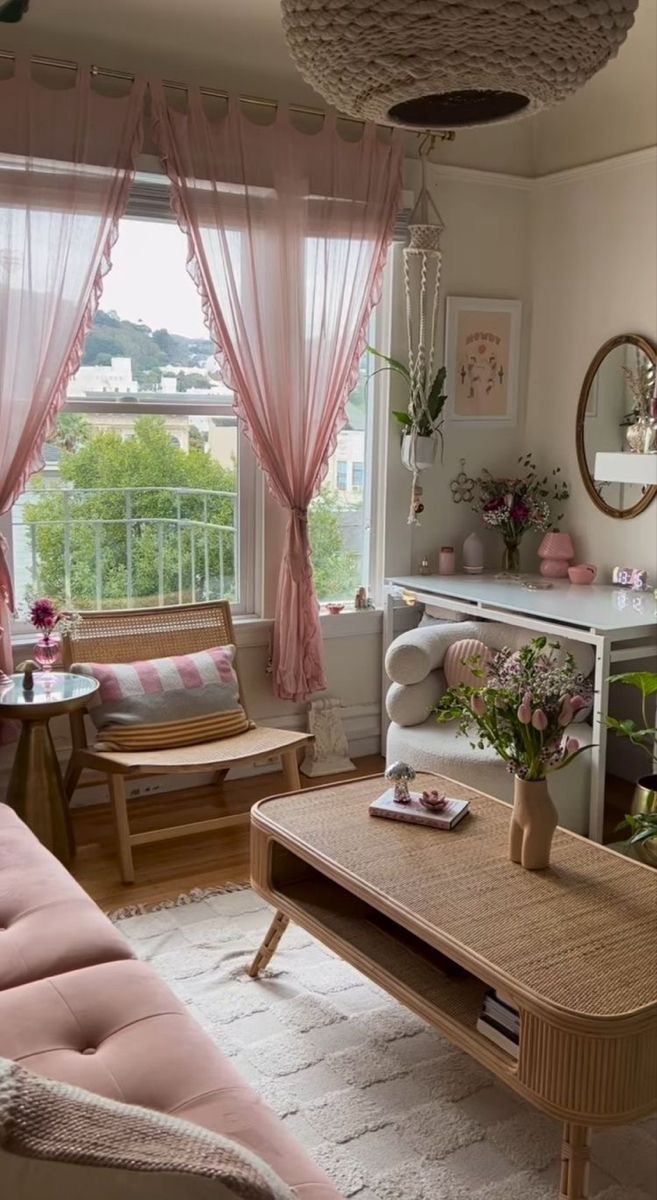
xmin=72 ymin=645 xmax=251 ymax=749
xmin=443 ymin=638 xmax=491 ymax=689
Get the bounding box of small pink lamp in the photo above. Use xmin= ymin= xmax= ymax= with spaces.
xmin=538 ymin=532 xmax=574 ymax=578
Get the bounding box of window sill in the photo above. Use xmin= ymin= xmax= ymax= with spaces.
xmin=10 ymin=608 xmax=383 ymax=661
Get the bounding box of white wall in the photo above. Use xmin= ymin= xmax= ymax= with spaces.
xmin=525 ymin=150 xmax=657 ymax=576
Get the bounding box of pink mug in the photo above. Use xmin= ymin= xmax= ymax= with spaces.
xmin=568 ymin=563 xmax=597 ymax=585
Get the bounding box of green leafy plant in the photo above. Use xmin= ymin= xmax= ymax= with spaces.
xmin=367 ymin=347 xmax=447 ymax=438
xmin=619 ymin=809 xmax=657 ymax=848
xmin=605 ymin=671 xmax=657 ymax=762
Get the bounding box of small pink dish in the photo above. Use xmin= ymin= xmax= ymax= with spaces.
xmin=568 ymin=564 xmax=597 ymax=585
xmin=325 ymin=602 xmax=345 ymax=615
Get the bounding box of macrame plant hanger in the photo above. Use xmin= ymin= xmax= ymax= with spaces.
xmin=403 ymin=134 xmax=445 ymax=525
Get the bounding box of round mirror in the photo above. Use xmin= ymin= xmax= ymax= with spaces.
xmin=576 ymin=333 xmax=657 ymax=519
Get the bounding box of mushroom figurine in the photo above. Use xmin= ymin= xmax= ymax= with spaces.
xmin=385 ymin=761 xmax=416 ymax=804
xmin=419 ymin=789 xmax=448 ymax=811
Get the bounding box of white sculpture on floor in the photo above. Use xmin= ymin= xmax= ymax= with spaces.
xmin=300 ymin=696 xmax=356 ymax=777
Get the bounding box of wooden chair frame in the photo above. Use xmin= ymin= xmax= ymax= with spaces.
xmin=62 ymin=600 xmax=309 ymax=883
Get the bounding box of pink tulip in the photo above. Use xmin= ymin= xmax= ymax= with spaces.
xmin=522 ymin=691 xmax=532 ymax=707
xmin=571 ymin=695 xmax=588 ymax=713
xmin=531 ymin=708 xmax=548 ymax=731
xmin=517 ymin=702 xmax=532 ymax=724
xmin=471 ymin=695 xmax=486 ymax=717
xmin=566 ymin=737 xmax=580 ymax=755
xmin=558 ymin=697 xmax=574 ymax=726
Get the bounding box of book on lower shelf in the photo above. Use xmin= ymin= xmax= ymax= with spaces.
xmin=369 ymin=789 xmax=470 ymax=830
xmin=476 ymin=989 xmax=520 ymax=1060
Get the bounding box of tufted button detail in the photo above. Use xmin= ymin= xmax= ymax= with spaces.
xmin=82 ymin=1047 xmax=97 ymax=1055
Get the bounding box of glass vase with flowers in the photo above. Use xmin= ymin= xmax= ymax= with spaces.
xmin=435 ymin=636 xmax=592 ymax=869
xmin=472 ymin=454 xmax=569 ymax=574
xmin=28 ymin=598 xmax=80 ymax=671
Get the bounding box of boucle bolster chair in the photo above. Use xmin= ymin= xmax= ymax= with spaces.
xmin=62 ymin=601 xmax=309 ymax=883
xmin=384 ymin=619 xmax=594 ymax=835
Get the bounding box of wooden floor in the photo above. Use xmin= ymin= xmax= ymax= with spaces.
xmin=70 ymin=761 xmax=635 ymax=911
xmin=71 ymin=755 xmax=385 ymax=910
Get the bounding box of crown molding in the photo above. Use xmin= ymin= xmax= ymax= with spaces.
xmin=424 ymin=160 xmax=533 ymax=191
xmin=534 ymin=145 xmax=657 ymax=188
xmin=422 ymin=146 xmax=656 ymax=193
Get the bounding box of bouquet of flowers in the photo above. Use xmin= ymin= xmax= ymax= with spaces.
xmin=435 ymin=636 xmax=592 ymax=782
xmin=28 ymin=598 xmax=80 ymax=635
xmin=473 ymin=454 xmax=569 ymax=571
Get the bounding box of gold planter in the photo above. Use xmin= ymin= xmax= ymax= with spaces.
xmin=631 ymin=774 xmax=657 ymax=867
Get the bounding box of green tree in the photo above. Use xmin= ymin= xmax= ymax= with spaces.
xmin=24 ymin=416 xmax=237 ymax=610
xmin=50 ymin=413 xmax=93 ymax=453
xmin=176 ymin=371 xmax=212 ymax=392
xmin=309 ymin=487 xmax=360 ymax=601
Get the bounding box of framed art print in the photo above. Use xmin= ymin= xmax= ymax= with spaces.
xmin=445 ymin=297 xmax=522 ymax=426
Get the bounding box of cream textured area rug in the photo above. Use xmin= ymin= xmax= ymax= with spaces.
xmin=113 ymin=888 xmax=657 ymax=1200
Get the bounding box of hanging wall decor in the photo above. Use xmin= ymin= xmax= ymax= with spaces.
xmin=281 ymin=0 xmax=637 ymax=129
xmin=401 ymin=143 xmax=447 ymax=525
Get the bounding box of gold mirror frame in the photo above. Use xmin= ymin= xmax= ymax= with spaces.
xmin=576 ymin=333 xmax=657 ymax=520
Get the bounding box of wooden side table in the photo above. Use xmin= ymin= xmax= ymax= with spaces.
xmin=0 ymin=672 xmax=98 ymax=865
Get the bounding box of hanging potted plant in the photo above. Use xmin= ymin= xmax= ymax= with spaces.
xmin=367 ymin=348 xmax=447 ymax=469
xmin=435 ymin=636 xmax=593 ymax=869
xmin=367 ymin=146 xmax=448 ymax=524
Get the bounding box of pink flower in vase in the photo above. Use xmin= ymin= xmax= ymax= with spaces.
xmin=29 ymin=597 xmax=57 ymax=632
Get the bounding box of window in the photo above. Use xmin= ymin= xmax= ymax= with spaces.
xmin=9 ymin=214 xmax=257 ymax=618
xmin=6 ymin=177 xmax=391 ymax=623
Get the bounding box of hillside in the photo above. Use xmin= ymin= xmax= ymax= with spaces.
xmin=83 ymin=310 xmax=215 ymax=388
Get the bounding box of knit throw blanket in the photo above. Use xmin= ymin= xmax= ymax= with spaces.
xmin=0 ymin=1060 xmax=294 ymax=1200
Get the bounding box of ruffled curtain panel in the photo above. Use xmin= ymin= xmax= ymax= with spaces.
xmin=151 ymin=89 xmax=402 ymax=700
xmin=0 ymin=61 xmax=144 ymax=675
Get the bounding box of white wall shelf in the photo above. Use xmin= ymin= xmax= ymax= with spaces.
xmin=595 ymin=452 xmax=657 ymax=486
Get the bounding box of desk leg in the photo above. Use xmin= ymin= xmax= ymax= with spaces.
xmin=589 ymin=637 xmax=610 ymax=843
xmin=247 ymin=911 xmax=289 ymax=978
xmin=6 ymin=720 xmax=73 ymax=866
xmin=560 ymin=1122 xmax=591 ymax=1199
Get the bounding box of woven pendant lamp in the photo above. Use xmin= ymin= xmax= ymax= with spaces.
xmin=281 ymin=0 xmax=638 ymax=129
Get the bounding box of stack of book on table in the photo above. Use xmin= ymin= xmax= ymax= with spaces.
xmin=369 ymin=790 xmax=470 ymax=830
xmin=476 ymin=989 xmax=520 ymax=1059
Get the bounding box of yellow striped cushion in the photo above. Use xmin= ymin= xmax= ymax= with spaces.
xmin=96 ymin=708 xmax=252 ymax=751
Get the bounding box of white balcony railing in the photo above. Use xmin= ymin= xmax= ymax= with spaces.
xmin=13 ymin=486 xmax=238 ymax=611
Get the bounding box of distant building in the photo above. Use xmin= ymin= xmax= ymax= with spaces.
xmin=68 ymin=357 xmax=138 ymax=395
xmin=325 ymin=428 xmax=365 ymax=502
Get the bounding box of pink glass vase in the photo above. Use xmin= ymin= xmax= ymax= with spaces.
xmin=33 ymin=632 xmax=61 ymax=671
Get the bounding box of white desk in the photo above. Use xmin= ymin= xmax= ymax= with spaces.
xmin=383 ymin=574 xmax=657 ymax=842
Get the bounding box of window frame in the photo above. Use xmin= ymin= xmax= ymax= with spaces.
xmin=5 ymin=164 xmax=395 ymax=635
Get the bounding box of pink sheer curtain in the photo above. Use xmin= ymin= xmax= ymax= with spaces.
xmin=0 ymin=61 xmax=144 ymax=674
xmin=151 ymin=89 xmax=402 ymax=700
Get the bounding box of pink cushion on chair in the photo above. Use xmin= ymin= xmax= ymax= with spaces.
xmin=72 ymin=645 xmax=251 ymax=750
xmin=443 ymin=638 xmax=492 ymax=689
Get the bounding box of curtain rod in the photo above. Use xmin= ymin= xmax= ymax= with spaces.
xmin=0 ymin=48 xmax=456 ymax=141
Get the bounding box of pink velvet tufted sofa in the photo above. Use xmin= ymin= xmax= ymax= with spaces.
xmin=0 ymin=803 xmax=342 ymax=1199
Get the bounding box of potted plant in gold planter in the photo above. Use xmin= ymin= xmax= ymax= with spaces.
xmin=435 ymin=636 xmax=593 ymax=869
xmin=606 ymin=671 xmax=657 ymax=866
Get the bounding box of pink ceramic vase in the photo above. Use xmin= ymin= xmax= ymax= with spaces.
xmin=538 ymin=532 xmax=574 ymax=578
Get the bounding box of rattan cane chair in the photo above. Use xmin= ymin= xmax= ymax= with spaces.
xmin=62 ymin=600 xmax=310 ymax=883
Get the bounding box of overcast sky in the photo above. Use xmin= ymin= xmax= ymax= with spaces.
xmin=101 ymin=218 xmax=210 ymax=340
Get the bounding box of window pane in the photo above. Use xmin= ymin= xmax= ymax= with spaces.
xmin=309 ymin=354 xmax=370 ymax=604
xmin=12 ymin=412 xmax=239 ymax=612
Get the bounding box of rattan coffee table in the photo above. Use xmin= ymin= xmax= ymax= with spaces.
xmin=249 ymin=772 xmax=657 ymax=1200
